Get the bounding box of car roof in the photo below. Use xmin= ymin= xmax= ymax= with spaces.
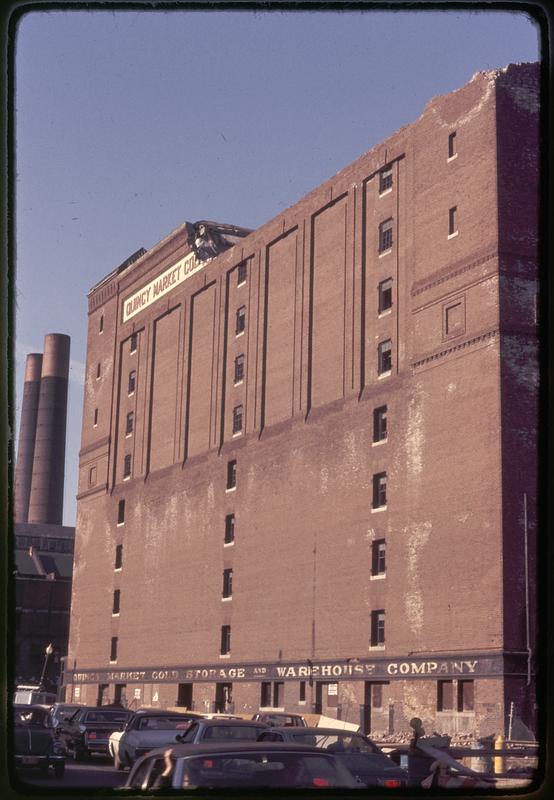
xmin=141 ymin=741 xmax=340 ymax=759
xmin=263 ymin=727 xmax=366 ymax=735
xmin=194 ymin=718 xmax=268 ymax=727
xmin=131 ymin=709 xmax=202 ymax=718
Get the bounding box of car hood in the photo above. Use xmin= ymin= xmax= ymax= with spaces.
xmin=15 ymin=727 xmax=53 ymax=756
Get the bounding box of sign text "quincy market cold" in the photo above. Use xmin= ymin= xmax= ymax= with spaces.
xmin=123 ymin=252 xmax=202 ymax=322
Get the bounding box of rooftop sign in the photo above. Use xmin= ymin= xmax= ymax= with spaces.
xmin=122 ymin=251 xmax=202 ymax=322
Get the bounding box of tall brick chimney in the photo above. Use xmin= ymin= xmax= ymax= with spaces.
xmin=27 ymin=333 xmax=70 ymax=524
xmin=14 ymin=353 xmax=43 ymax=523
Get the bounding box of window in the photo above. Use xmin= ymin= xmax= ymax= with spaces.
xmin=128 ymin=370 xmax=136 ymax=395
xmin=448 ymin=131 xmax=457 ymax=159
xmin=96 ymin=363 xmax=101 ymax=379
xmin=125 ymin=411 xmax=134 ymax=436
xmin=99 ymin=314 xmax=104 ymax=333
xmin=112 ymin=589 xmax=121 ymax=615
xmin=370 ymin=683 xmax=385 ymax=709
xmin=378 ymin=278 xmax=393 ymax=314
xmin=378 ymin=218 xmax=393 ymax=253
xmin=232 ymin=405 xmax=243 ymax=435
xmin=236 ymin=306 xmax=246 ymax=335
xmin=372 ymin=472 xmax=387 ymax=509
xmin=458 ymin=680 xmax=474 ymax=711
xmin=379 ymin=166 xmax=393 ymax=193
xmin=234 ymin=354 xmax=245 ymax=384
xmin=371 ymin=539 xmax=386 ymax=575
xmin=377 ymin=340 xmax=392 ymax=375
xmin=273 ymin=682 xmax=284 ymax=707
xmin=220 ymin=625 xmax=231 ymax=655
xmin=437 ymin=680 xmax=454 ymax=711
xmin=115 ymin=544 xmax=123 ymax=570
xmin=117 ymin=499 xmax=125 ymax=525
xmin=110 ymin=636 xmax=118 ymax=662
xmin=237 ymin=262 xmax=247 ymax=285
xmin=130 ymin=333 xmax=138 ymax=353
xmin=373 ymin=406 xmax=388 ymax=442
xmin=224 ymin=513 xmax=235 ymax=544
xmin=222 ymin=568 xmax=233 ymax=599
xmin=449 ymin=206 xmax=458 ymax=236
xmin=93 ymin=408 xmax=98 ymax=426
xmin=370 ymin=610 xmax=385 ymax=647
xmin=89 ymin=466 xmax=97 ymax=486
xmin=123 ymin=454 xmax=132 ymax=480
xmin=299 ymin=681 xmax=306 ymax=702
xmin=261 ymin=682 xmax=272 ymax=707
xmin=227 ymin=460 xmax=237 ymax=490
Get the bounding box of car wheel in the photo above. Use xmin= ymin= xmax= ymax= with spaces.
xmin=74 ymin=748 xmax=88 ymax=762
xmin=53 ymin=762 xmax=65 ymax=778
xmin=114 ymin=751 xmax=126 ymax=771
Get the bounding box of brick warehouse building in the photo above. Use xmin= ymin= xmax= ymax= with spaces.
xmin=64 ymin=63 xmax=538 ymax=738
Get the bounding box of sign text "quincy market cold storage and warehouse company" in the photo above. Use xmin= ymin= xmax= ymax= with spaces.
xmin=123 ymin=252 xmax=203 ymax=322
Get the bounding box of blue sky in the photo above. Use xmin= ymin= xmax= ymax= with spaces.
xmin=14 ymin=8 xmax=540 ymax=525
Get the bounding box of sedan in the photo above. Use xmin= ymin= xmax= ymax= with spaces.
xmin=58 ymin=705 xmax=132 ymax=760
xmin=13 ymin=705 xmax=66 ymax=778
xmin=257 ymin=727 xmax=408 ymax=787
xmin=175 ymin=718 xmax=268 ymax=745
xmin=122 ymin=742 xmax=363 ymax=790
xmin=115 ymin=710 xmax=204 ymax=769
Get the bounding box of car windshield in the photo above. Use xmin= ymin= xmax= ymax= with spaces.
xmin=137 ymin=716 xmax=193 ymax=731
xmin=203 ymin=725 xmax=265 ymax=740
xmin=14 ymin=708 xmax=52 ymax=728
xmin=85 ymin=710 xmax=129 ymax=723
xmin=180 ymin=752 xmax=352 ymax=789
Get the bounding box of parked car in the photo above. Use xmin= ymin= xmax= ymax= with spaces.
xmin=115 ymin=710 xmax=204 ymax=770
xmin=57 ymin=705 xmax=132 ymax=760
xmin=257 ymin=727 xmax=408 ymax=788
xmin=174 ymin=718 xmax=268 ymax=745
xmin=13 ymin=704 xmax=66 ymax=778
xmin=252 ymin=711 xmax=307 ymax=727
xmin=122 ymin=742 xmax=363 ymax=790
xmin=49 ymin=703 xmax=84 ymax=729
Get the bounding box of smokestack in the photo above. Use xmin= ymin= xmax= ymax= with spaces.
xmin=28 ymin=334 xmax=70 ymax=524
xmin=14 ymin=353 xmax=43 ymax=523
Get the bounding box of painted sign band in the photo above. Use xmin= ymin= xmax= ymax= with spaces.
xmin=122 ymin=251 xmax=202 ymax=322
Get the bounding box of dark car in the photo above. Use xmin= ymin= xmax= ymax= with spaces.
xmin=252 ymin=711 xmax=308 ymax=727
xmin=116 ymin=709 xmax=204 ymax=769
xmin=257 ymin=727 xmax=408 ymax=788
xmin=13 ymin=704 xmax=66 ymax=778
xmin=49 ymin=702 xmax=84 ymax=729
xmin=122 ymin=741 xmax=363 ymax=790
xmin=175 ymin=718 xmax=268 ymax=746
xmin=58 ymin=705 xmax=132 ymax=760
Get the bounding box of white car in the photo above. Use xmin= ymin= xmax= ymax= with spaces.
xmin=114 ymin=710 xmax=202 ymax=770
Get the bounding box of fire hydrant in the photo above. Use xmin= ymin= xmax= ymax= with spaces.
xmin=493 ymin=735 xmax=505 ymax=775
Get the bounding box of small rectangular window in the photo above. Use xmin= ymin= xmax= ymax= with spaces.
xmin=115 ymin=544 xmax=123 ymax=569
xmin=373 ymin=406 xmax=388 ymax=442
xmin=273 ymin=681 xmax=284 ymax=708
xmin=236 ymin=306 xmax=246 ymax=335
xmin=224 ymin=513 xmax=235 ymax=544
xmin=232 ymin=405 xmax=243 ymax=435
xmin=237 ymin=262 xmax=247 ymax=286
xmin=227 ymin=460 xmax=237 ymax=490
xmin=371 ymin=539 xmax=386 ymax=575
xmin=89 ymin=466 xmax=97 ymax=487
xmin=378 ymin=278 xmax=393 ymax=314
xmin=117 ymin=499 xmax=125 ymax=525
xmin=299 ymin=681 xmax=306 ymax=702
xmin=125 ymin=411 xmax=134 ymax=436
xmin=372 ymin=472 xmax=387 ymax=509
xmin=458 ymin=679 xmax=474 ymax=711
xmin=220 ymin=625 xmax=231 ymax=655
xmin=99 ymin=315 xmax=104 ymax=333
xmin=128 ymin=370 xmax=136 ymax=395
xmin=110 ymin=636 xmax=118 ymax=662
xmin=379 ymin=166 xmax=393 ymax=194
xmin=438 ymin=680 xmax=454 ymax=711
xmin=130 ymin=333 xmax=138 ymax=353
xmin=378 ymin=219 xmax=393 ymax=253
xmin=234 ymin=354 xmax=245 ymax=384
xmin=93 ymin=408 xmax=98 ymax=426
xmin=112 ymin=589 xmax=121 ymax=615
xmin=123 ymin=454 xmax=132 ymax=480
xmin=448 ymin=131 xmax=457 ymax=159
xmin=371 ymin=683 xmax=384 ymax=709
xmin=370 ymin=610 xmax=385 ymax=647
xmin=378 ymin=340 xmax=392 ymax=375
xmin=222 ymin=568 xmax=233 ymax=598
xmin=96 ymin=363 xmax=101 ymax=379
xmin=261 ymin=682 xmax=272 ymax=707
xmin=449 ymin=206 xmax=458 ymax=236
